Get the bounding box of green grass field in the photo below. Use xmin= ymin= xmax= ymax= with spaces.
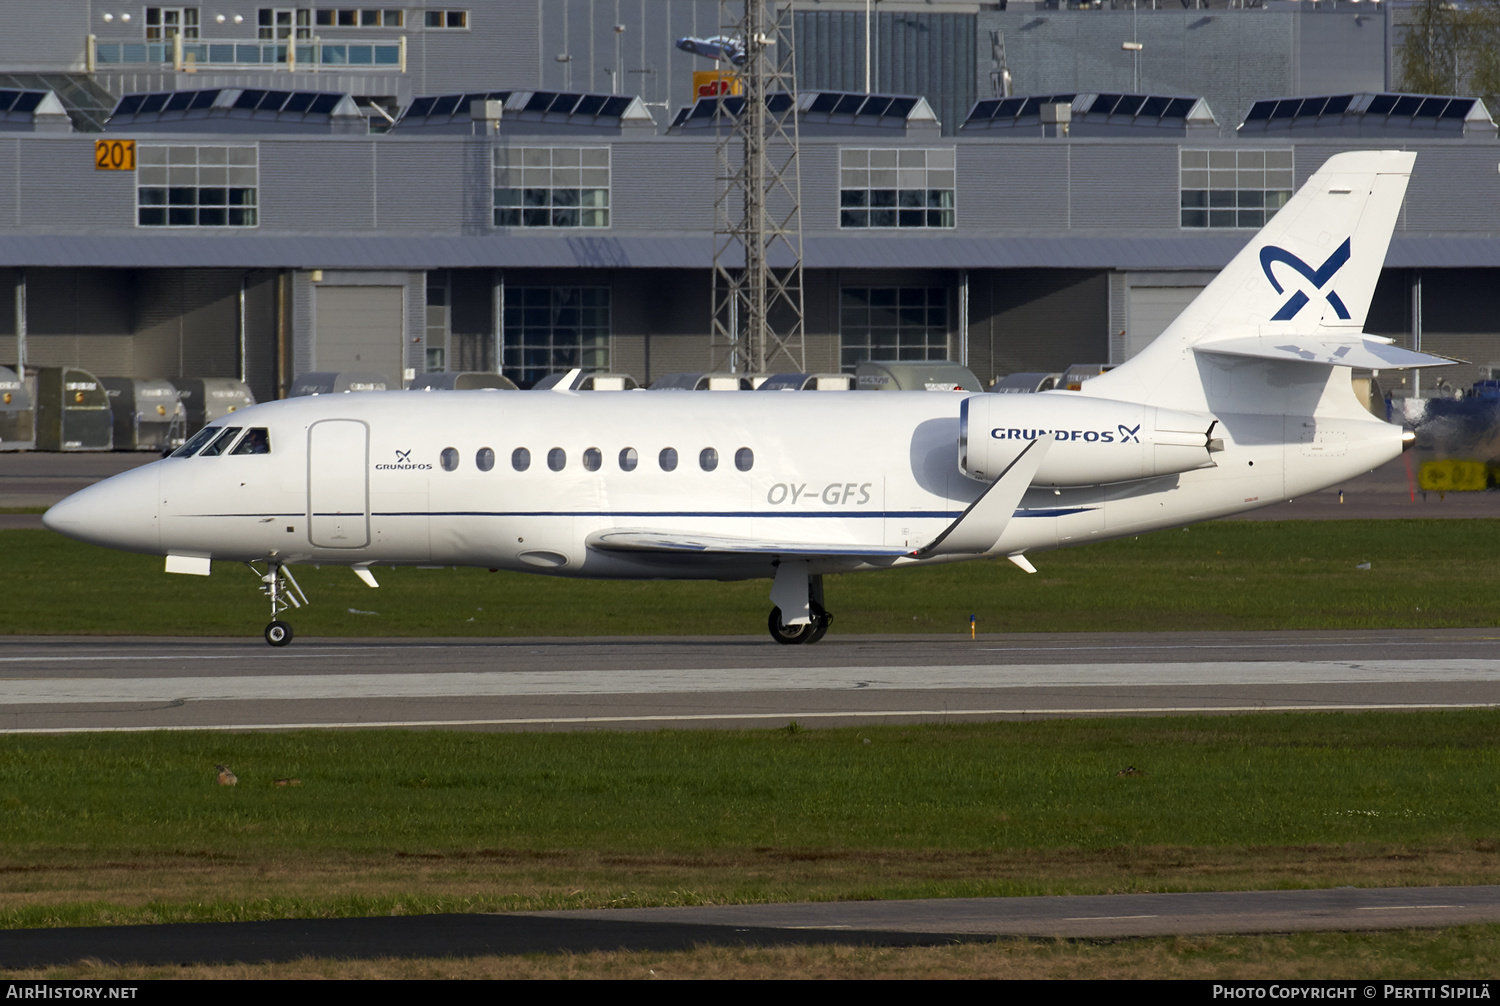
xmin=6 ymin=518 xmax=1500 ymax=638
xmin=2 ymin=713 xmax=1498 ymax=931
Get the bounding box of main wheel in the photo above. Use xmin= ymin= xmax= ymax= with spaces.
xmin=768 ymin=607 xmax=816 ymax=645
xmin=265 ymin=620 xmax=294 ymax=647
xmin=807 ymin=604 xmax=832 ymax=644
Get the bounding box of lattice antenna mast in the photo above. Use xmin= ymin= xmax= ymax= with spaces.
xmin=710 ymin=0 xmax=805 ymax=375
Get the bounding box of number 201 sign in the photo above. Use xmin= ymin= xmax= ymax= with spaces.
xmin=95 ymin=139 xmax=136 ymax=171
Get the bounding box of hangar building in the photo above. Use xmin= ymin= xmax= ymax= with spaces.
xmin=0 ymin=0 xmax=1496 ymax=401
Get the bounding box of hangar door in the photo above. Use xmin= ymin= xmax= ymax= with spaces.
xmin=315 ymin=286 xmax=404 ymax=387
xmin=1126 ymin=287 xmax=1203 ymax=360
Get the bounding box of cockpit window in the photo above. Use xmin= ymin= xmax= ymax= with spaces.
xmin=230 ymin=428 xmax=271 ymax=455
xmin=170 ymin=425 xmax=222 ymax=458
xmin=197 ymin=426 xmax=242 ymax=457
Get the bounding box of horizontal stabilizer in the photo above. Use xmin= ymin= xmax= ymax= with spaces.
xmin=586 ymin=529 xmax=911 ymax=558
xmin=1195 ymin=336 xmax=1460 ymax=370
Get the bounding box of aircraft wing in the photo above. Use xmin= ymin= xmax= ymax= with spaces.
xmin=1195 ymin=335 xmax=1460 ymax=369
xmin=586 ymin=529 xmax=912 ymax=558
xmin=588 ymin=437 xmax=1054 ymax=562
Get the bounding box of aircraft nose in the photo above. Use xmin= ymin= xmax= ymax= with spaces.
xmin=43 ymin=463 xmax=161 ymax=554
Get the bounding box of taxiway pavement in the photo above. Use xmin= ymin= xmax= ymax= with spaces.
xmin=3 ymin=628 xmax=1498 ymax=733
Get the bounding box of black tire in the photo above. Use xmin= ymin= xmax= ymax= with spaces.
xmin=768 ymin=607 xmax=815 ymax=645
xmin=265 ymin=620 xmax=293 ymax=647
xmin=807 ymin=604 xmax=832 ymax=644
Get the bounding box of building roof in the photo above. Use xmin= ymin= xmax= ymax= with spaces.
xmin=0 ymin=89 xmax=71 ymax=133
xmin=669 ymin=91 xmax=938 ymax=135
xmin=106 ymin=87 xmax=365 ymax=133
xmin=962 ymin=93 xmax=1216 ymax=135
xmin=1239 ymin=93 xmax=1496 ymax=138
xmin=395 ymin=90 xmax=654 ymax=133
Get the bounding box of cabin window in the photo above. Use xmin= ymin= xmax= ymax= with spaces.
xmin=511 ymin=447 xmax=530 ymax=471
xmin=582 ymin=447 xmax=602 ymax=471
xmin=171 ymin=424 xmax=222 ymax=458
xmin=440 ymin=447 xmax=459 ymax=471
xmin=548 ymin=447 xmax=566 ymax=471
xmin=197 ymin=426 xmax=242 ymax=457
xmin=699 ymin=447 xmax=718 ymax=472
xmin=476 ymin=447 xmax=494 ymax=471
xmin=659 ymin=447 xmax=678 ymax=472
xmin=735 ymin=447 xmax=754 ymax=471
xmin=839 ymin=148 xmax=955 ymax=229
xmin=1180 ymin=149 xmax=1293 ymax=229
xmin=619 ymin=447 xmax=638 ymax=471
xmin=230 ymin=428 xmax=271 ymax=455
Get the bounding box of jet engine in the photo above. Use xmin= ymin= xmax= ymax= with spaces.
xmin=960 ymin=393 xmax=1221 ymax=487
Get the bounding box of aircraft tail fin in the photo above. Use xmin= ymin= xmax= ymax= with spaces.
xmin=1082 ymin=150 xmax=1417 ymax=410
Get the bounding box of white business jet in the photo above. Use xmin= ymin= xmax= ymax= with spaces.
xmin=44 ymin=151 xmax=1451 ymax=647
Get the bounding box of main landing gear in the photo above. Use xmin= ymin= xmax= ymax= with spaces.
xmin=248 ymin=561 xmax=308 ymax=647
xmin=767 ymin=561 xmax=832 ymax=645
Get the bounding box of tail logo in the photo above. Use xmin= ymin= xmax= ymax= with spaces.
xmin=1260 ymin=239 xmax=1352 ymax=322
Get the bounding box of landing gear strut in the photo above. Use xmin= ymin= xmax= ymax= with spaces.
xmin=249 ymin=561 xmax=308 ymax=647
xmin=767 ymin=563 xmax=832 ymax=645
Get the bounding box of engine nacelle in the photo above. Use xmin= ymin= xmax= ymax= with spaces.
xmin=960 ymin=393 xmax=1220 ymax=487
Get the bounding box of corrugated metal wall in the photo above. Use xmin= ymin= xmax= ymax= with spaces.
xmin=976 ymin=9 xmax=1301 ymax=129
xmin=131 ymin=269 xmax=240 ymax=378
xmin=795 ymin=11 xmax=975 ymax=137
xmin=375 ymin=141 xmax=470 ymax=230
xmin=260 ymin=140 xmax=376 ymax=230
xmin=5 ymin=133 xmax=1500 ymax=238
xmin=969 ymin=269 xmax=1109 ymax=384
xmin=612 ymin=139 xmax=714 ymax=231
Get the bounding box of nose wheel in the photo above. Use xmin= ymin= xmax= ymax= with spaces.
xmin=265 ymin=620 xmax=294 ymax=647
xmin=248 ymin=561 xmax=308 ymax=647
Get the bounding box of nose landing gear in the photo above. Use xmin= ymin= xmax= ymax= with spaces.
xmin=248 ymin=561 xmax=308 ymax=647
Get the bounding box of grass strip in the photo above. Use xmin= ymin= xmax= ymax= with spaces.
xmin=5 ymin=519 xmax=1500 ymax=637
xmin=1 ymin=714 xmax=1498 ymax=929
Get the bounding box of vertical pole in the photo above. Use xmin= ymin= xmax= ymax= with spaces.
xmin=958 ymin=270 xmax=969 ymax=368
xmin=275 ymin=270 xmax=289 ymax=398
xmin=493 ymin=268 xmax=505 ymax=377
xmin=864 ymin=0 xmax=871 ymax=94
xmin=745 ymin=2 xmax=766 ymax=373
xmin=1411 ymin=269 xmax=1422 ymax=400
xmin=238 ymin=274 xmax=247 ymax=384
xmin=14 ymin=268 xmax=25 ymax=378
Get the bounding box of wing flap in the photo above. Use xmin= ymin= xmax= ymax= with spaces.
xmin=586 ymin=529 xmax=912 ymax=558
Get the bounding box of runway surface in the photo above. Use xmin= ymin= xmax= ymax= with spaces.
xmin=2 ymin=885 xmax=1499 ymax=967
xmin=3 ymin=628 xmax=1499 ymax=733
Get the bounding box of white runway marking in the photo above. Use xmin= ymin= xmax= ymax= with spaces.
xmin=4 ymin=659 xmax=1500 ymax=705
